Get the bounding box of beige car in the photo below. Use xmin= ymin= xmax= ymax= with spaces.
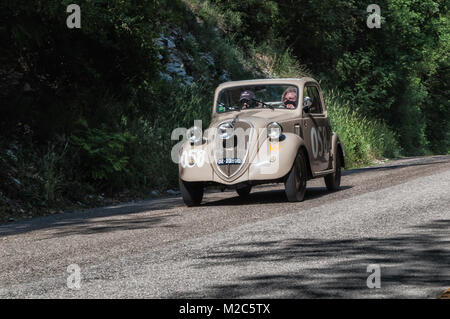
xmin=178 ymin=77 xmax=345 ymax=206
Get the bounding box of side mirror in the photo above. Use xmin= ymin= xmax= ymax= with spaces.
xmin=303 ymin=96 xmax=312 ymax=112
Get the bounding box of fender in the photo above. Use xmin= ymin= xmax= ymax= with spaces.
xmin=179 ymin=141 xmax=214 ymax=182
xmin=331 ymin=132 xmax=345 ymax=169
xmin=249 ymin=132 xmax=305 ymax=180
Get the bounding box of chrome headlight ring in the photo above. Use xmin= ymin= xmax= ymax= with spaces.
xmin=267 ymin=122 xmax=282 ymax=140
xmin=218 ymin=122 xmax=233 ymax=140
xmin=187 ymin=126 xmax=203 ymax=144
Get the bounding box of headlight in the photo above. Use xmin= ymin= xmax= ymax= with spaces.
xmin=267 ymin=122 xmax=282 ymax=140
xmin=218 ymin=122 xmax=233 ymax=140
xmin=187 ymin=126 xmax=202 ymax=144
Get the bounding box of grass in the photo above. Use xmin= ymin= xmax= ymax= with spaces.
xmin=325 ymin=91 xmax=402 ymax=168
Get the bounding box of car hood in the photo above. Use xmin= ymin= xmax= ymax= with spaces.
xmin=209 ymin=109 xmax=295 ymax=128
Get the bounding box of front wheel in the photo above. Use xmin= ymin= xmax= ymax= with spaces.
xmin=179 ymin=178 xmax=204 ymax=206
xmin=324 ymin=152 xmax=341 ymax=191
xmin=285 ymin=150 xmax=307 ymax=202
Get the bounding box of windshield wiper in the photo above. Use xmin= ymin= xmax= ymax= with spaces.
xmin=251 ymin=98 xmax=273 ymax=110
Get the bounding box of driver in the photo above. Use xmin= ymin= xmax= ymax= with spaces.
xmin=239 ymin=90 xmax=257 ymax=109
xmin=282 ymin=87 xmax=298 ymax=109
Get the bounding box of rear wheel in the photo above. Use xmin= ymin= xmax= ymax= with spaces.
xmin=324 ymin=151 xmax=341 ymax=191
xmin=285 ymin=150 xmax=307 ymax=202
xmin=236 ymin=185 xmax=252 ymax=198
xmin=179 ymin=178 xmax=204 ymax=206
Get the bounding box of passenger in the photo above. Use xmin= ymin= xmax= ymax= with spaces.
xmin=282 ymin=87 xmax=298 ymax=109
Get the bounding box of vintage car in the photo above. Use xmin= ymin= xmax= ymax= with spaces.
xmin=178 ymin=78 xmax=345 ymax=206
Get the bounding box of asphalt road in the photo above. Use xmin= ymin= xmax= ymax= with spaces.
xmin=1 ymin=155 xmax=449 ymax=298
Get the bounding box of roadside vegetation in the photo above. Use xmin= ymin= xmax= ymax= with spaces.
xmin=0 ymin=0 xmax=448 ymax=221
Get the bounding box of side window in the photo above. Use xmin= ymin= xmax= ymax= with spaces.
xmin=304 ymin=86 xmax=323 ymax=114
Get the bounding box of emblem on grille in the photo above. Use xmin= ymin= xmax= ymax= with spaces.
xmin=213 ymin=120 xmax=253 ymax=178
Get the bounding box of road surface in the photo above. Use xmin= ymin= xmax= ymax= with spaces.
xmin=0 ymin=155 xmax=449 ymax=298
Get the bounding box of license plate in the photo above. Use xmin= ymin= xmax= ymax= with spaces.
xmin=217 ymin=158 xmax=242 ymax=165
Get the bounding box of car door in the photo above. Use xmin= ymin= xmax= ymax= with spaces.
xmin=301 ymin=84 xmax=332 ymax=173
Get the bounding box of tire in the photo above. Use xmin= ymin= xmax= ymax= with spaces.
xmin=285 ymin=150 xmax=307 ymax=202
xmin=236 ymin=185 xmax=252 ymax=198
xmin=324 ymin=151 xmax=341 ymax=191
xmin=179 ymin=178 xmax=204 ymax=206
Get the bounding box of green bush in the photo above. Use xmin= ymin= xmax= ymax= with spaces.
xmin=0 ymin=137 xmax=71 ymax=217
xmin=326 ymin=91 xmax=402 ymax=167
xmin=125 ymin=80 xmax=214 ymax=191
xmin=37 ymin=143 xmax=68 ymax=205
xmin=70 ymin=120 xmax=136 ymax=187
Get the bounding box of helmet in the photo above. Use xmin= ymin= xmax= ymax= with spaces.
xmin=239 ymin=90 xmax=256 ymax=108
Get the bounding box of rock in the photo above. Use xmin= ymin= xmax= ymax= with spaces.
xmin=155 ymin=35 xmax=165 ymax=48
xmin=167 ymin=189 xmax=180 ymax=196
xmin=166 ymin=38 xmax=176 ymax=49
xmin=6 ymin=149 xmax=18 ymax=161
xmin=159 ymin=72 xmax=173 ymax=81
xmin=155 ymin=34 xmax=176 ymax=49
xmin=170 ymin=28 xmax=181 ymax=37
xmin=151 ymin=190 xmax=159 ymax=196
xmin=168 ymin=52 xmax=183 ymax=63
xmin=200 ymin=53 xmax=215 ymax=67
xmin=184 ymin=76 xmax=194 ymax=86
xmin=185 ymin=54 xmax=194 ymax=64
xmin=219 ymin=71 xmax=231 ymax=82
xmin=166 ymin=62 xmax=187 ymax=76
xmin=155 ymin=30 xmax=201 ymax=87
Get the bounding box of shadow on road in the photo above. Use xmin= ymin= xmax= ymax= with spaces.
xmin=0 ymin=198 xmax=184 ymax=237
xmin=0 ymin=185 xmax=354 ymax=237
xmin=38 ymin=213 xmax=180 ymax=239
xmin=203 ymin=186 xmax=353 ymax=207
xmin=173 ymin=219 xmax=450 ymax=298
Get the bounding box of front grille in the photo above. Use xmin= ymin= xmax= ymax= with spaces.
xmin=215 ymin=121 xmax=252 ymax=178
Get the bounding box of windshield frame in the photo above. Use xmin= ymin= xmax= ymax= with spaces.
xmin=215 ymin=84 xmax=300 ymax=114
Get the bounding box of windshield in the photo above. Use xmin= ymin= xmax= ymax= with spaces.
xmin=216 ymin=84 xmax=299 ymax=113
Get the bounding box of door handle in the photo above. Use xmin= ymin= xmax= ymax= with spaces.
xmin=294 ymin=124 xmax=300 ymax=136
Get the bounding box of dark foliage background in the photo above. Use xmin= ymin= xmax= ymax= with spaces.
xmin=0 ymin=0 xmax=448 ymax=220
